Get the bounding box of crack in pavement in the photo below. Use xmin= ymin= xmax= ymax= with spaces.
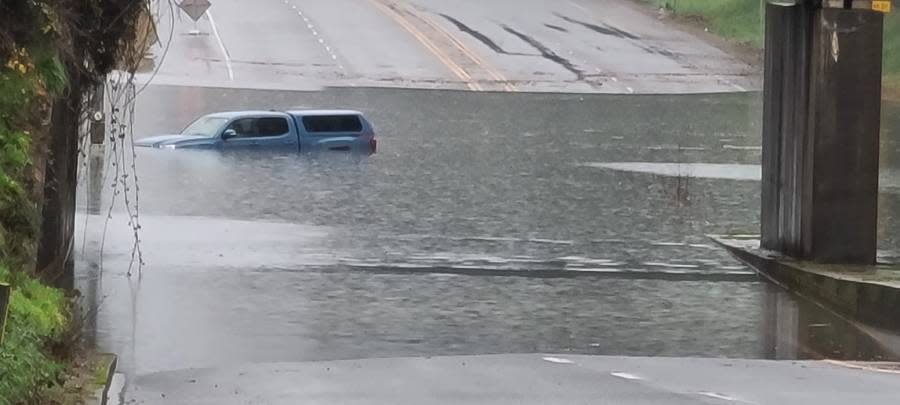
xmin=501 ymin=25 xmax=584 ymax=80
xmin=440 ymin=13 xmax=507 ymax=54
xmin=544 ymin=23 xmax=569 ymax=33
xmin=556 ymin=13 xmax=640 ymax=40
xmin=438 ymin=13 xmax=535 ymax=58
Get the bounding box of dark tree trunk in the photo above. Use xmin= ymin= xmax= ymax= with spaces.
xmin=36 ymin=76 xmax=84 ymax=290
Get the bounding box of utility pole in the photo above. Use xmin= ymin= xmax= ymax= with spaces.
xmin=761 ymin=0 xmax=889 ymax=264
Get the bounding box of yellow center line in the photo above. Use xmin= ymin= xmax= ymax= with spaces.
xmin=413 ymin=10 xmax=518 ymax=92
xmin=367 ymin=0 xmax=481 ymax=91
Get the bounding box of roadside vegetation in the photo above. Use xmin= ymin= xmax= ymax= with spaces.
xmin=1 ymin=27 xmax=69 ymax=405
xmin=644 ymin=0 xmax=900 ymax=82
xmin=1 ymin=1 xmax=149 ymax=403
xmin=0 ymin=267 xmax=68 ymax=404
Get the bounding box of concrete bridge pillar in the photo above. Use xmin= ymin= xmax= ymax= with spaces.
xmin=762 ymin=0 xmax=886 ymax=264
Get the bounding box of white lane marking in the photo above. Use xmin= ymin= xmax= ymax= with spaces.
xmin=205 ymin=10 xmax=234 ymax=81
xmin=611 ymin=372 xmax=642 ymax=380
xmin=698 ymin=392 xmax=739 ymax=401
xmin=287 ymin=1 xmax=344 ymax=71
xmin=731 ymin=84 xmax=747 ymax=92
xmin=611 ymin=77 xmax=618 ymax=82
xmin=626 ymin=86 xmax=634 ymax=94
xmin=542 ymin=357 xmax=574 ymax=364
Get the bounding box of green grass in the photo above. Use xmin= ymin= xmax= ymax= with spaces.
xmin=0 ymin=266 xmax=68 ymax=405
xmin=883 ymin=13 xmax=900 ymax=77
xmin=644 ymin=0 xmax=900 ymax=76
xmin=646 ymin=0 xmax=763 ymax=47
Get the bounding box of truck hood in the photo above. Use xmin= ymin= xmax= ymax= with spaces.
xmin=135 ymin=134 xmax=209 ymax=148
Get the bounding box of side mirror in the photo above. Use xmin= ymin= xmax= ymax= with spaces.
xmin=222 ymin=129 xmax=237 ymax=140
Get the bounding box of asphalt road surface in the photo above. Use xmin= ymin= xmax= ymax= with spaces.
xmin=138 ymin=0 xmax=757 ymax=93
xmin=125 ymin=355 xmax=900 ymax=405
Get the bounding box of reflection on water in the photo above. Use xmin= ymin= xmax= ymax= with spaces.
xmin=77 ymin=249 xmax=899 ymax=376
xmin=76 ymin=86 xmax=900 ymax=375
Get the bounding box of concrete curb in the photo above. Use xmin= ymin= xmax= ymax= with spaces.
xmin=711 ymin=236 xmax=900 ymax=331
xmin=88 ymin=353 xmax=118 ymax=405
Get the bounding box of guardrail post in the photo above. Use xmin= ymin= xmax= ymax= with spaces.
xmin=0 ymin=283 xmax=10 ymax=346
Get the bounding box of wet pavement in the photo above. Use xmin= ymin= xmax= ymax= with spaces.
xmin=138 ymin=0 xmax=757 ymax=93
xmin=126 ymin=355 xmax=900 ymax=405
xmin=75 ymin=86 xmax=900 ymax=384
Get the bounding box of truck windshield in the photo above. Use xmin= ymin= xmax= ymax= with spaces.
xmin=181 ymin=116 xmax=229 ymax=137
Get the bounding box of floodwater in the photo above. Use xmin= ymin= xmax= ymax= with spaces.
xmin=76 ymin=86 xmax=900 ymax=376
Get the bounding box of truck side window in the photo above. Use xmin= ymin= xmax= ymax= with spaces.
xmin=227 ymin=118 xmax=258 ymax=138
xmin=302 ymin=115 xmax=363 ymax=134
xmin=257 ymin=117 xmax=290 ymax=137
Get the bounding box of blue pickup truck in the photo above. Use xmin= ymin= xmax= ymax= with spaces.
xmin=135 ymin=109 xmax=377 ymax=153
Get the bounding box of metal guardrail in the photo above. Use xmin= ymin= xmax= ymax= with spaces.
xmin=0 ymin=282 xmax=9 ymax=346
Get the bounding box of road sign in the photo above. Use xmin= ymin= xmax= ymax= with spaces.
xmin=0 ymin=283 xmax=9 ymax=346
xmin=178 ymin=0 xmax=211 ymax=22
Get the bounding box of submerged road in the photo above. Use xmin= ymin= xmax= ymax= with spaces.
xmin=77 ymin=87 xmax=900 ymax=394
xmin=139 ymin=0 xmax=757 ymax=93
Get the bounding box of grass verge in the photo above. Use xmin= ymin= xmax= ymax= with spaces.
xmin=642 ymin=0 xmax=900 ymax=85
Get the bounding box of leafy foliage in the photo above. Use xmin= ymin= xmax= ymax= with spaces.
xmin=1 ymin=0 xmax=148 ymax=84
xmin=0 ymin=265 xmax=68 ymax=405
xmin=0 ymin=46 xmax=66 ymax=271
